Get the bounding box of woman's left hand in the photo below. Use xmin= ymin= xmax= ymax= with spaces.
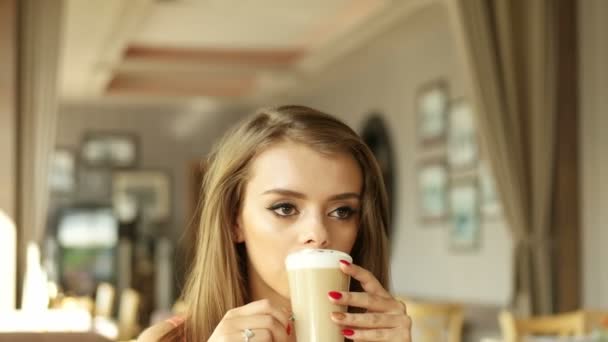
xmin=328 ymin=260 xmax=412 ymax=341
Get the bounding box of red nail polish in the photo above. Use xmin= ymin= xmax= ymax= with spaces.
xmin=342 ymin=329 xmax=355 ymax=336
xmin=328 ymin=291 xmax=343 ymax=300
xmin=286 ymin=323 xmax=291 ymax=336
xmin=340 ymin=259 xmax=351 ymax=266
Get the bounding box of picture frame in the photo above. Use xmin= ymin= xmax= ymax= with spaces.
xmin=479 ymin=161 xmax=502 ymax=218
xmin=81 ymin=132 xmax=138 ymax=168
xmin=55 ymin=205 xmax=119 ymax=296
xmin=418 ymin=159 xmax=449 ymax=223
xmin=112 ymin=170 xmax=171 ymax=225
xmin=416 ymin=81 xmax=449 ymax=146
xmin=49 ymin=147 xmax=77 ymax=193
xmin=77 ymin=166 xmax=113 ymax=201
xmin=448 ymin=178 xmax=481 ymax=251
xmin=447 ymin=100 xmax=478 ymax=170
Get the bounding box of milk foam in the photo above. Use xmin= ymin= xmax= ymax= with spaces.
xmin=285 ymin=249 xmax=352 ymax=269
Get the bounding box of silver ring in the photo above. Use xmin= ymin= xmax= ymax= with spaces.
xmin=242 ymin=328 xmax=255 ymax=341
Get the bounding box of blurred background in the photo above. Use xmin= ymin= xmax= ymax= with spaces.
xmin=0 ymin=0 xmax=606 ymax=341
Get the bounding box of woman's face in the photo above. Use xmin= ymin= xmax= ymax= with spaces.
xmin=235 ymin=140 xmax=362 ymax=300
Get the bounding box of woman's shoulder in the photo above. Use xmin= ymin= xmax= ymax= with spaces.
xmin=137 ymin=316 xmax=185 ymax=342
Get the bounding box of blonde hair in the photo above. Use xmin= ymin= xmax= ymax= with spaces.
xmin=168 ymin=105 xmax=390 ymax=341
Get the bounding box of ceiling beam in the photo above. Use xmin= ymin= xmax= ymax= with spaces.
xmin=112 ymin=57 xmax=299 ymax=77
xmin=106 ymin=72 xmax=256 ymax=98
xmin=123 ymin=46 xmax=306 ymax=67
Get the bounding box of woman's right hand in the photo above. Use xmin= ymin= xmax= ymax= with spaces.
xmin=208 ymin=299 xmax=291 ymax=341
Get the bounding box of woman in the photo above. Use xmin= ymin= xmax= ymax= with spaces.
xmin=139 ymin=105 xmax=412 ymax=341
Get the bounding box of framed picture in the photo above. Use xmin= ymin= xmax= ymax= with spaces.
xmin=416 ymin=81 xmax=449 ymax=145
xmin=418 ymin=160 xmax=448 ymax=223
xmin=447 ymin=100 xmax=478 ymax=169
xmin=81 ymin=132 xmax=138 ymax=168
xmin=112 ymin=170 xmax=171 ymax=224
xmin=77 ymin=167 xmax=113 ymax=201
xmin=55 ymin=205 xmax=118 ymax=296
xmin=49 ymin=147 xmax=76 ymax=193
xmin=449 ymin=178 xmax=480 ymax=250
xmin=479 ymin=161 xmax=502 ymax=217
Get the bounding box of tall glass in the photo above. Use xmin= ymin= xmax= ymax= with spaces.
xmin=286 ymin=249 xmax=352 ymax=342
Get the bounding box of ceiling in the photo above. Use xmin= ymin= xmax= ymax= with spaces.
xmin=59 ymin=0 xmax=432 ymax=106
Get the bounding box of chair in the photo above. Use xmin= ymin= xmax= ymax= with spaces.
xmin=54 ymin=295 xmax=95 ymax=314
xmin=117 ymin=288 xmax=141 ymax=341
xmin=94 ymin=282 xmax=115 ymax=318
xmin=398 ymin=297 xmax=464 ymax=342
xmin=499 ymin=310 xmax=608 ymax=342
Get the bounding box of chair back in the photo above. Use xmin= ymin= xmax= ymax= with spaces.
xmin=499 ymin=310 xmax=608 ymax=342
xmin=94 ymin=282 xmax=115 ymax=318
xmin=117 ymin=288 xmax=140 ymax=341
xmin=399 ymin=297 xmax=464 ymax=342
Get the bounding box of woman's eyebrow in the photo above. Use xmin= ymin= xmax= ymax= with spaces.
xmin=262 ymin=189 xmax=306 ymax=199
xmin=261 ymin=188 xmax=360 ymax=201
xmin=328 ymin=192 xmax=361 ymax=201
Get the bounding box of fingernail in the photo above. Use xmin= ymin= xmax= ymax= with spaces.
xmin=328 ymin=291 xmax=343 ymax=300
xmin=286 ymin=323 xmax=291 ymax=336
xmin=340 ymin=259 xmax=351 ymax=266
xmin=342 ymin=329 xmax=355 ymax=337
xmin=332 ymin=312 xmax=346 ymax=320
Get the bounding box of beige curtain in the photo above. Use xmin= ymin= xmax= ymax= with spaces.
xmin=447 ymin=0 xmax=557 ymax=315
xmin=17 ymin=0 xmax=63 ymax=304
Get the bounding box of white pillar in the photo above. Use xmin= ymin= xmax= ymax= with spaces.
xmin=21 ymin=242 xmax=49 ymax=311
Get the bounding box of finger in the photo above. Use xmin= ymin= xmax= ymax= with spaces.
xmin=223 ymin=314 xmax=289 ymax=341
xmin=225 ymin=299 xmax=290 ymax=328
xmin=328 ymin=291 xmax=403 ymax=313
xmin=397 ymin=298 xmax=408 ymax=314
xmin=331 ymin=311 xmax=409 ymax=329
xmin=339 ymin=262 xmax=389 ymax=297
xmin=342 ymin=327 xmax=407 ymax=341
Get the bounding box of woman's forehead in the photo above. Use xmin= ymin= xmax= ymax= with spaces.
xmin=246 ymin=141 xmax=363 ymax=197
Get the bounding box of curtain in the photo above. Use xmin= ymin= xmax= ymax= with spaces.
xmin=17 ymin=0 xmax=63 ymax=305
xmin=447 ymin=0 xmax=558 ymax=315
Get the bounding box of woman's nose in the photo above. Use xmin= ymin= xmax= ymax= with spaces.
xmin=301 ymin=216 xmax=329 ymax=248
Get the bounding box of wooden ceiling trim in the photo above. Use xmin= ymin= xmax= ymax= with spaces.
xmin=106 ymin=72 xmax=256 ymax=97
xmin=123 ymin=45 xmax=307 ymax=67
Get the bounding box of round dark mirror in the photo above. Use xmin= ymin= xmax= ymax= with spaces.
xmin=360 ymin=114 xmax=395 ymax=238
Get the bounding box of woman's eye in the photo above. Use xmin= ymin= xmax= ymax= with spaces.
xmin=330 ymin=207 xmax=358 ymax=220
xmin=268 ymin=203 xmax=299 ymax=217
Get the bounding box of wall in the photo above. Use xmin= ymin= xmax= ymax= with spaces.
xmin=580 ymin=0 xmax=608 ymax=309
xmin=287 ymin=3 xmax=512 ymax=305
xmin=55 ymin=101 xmax=246 ymax=244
